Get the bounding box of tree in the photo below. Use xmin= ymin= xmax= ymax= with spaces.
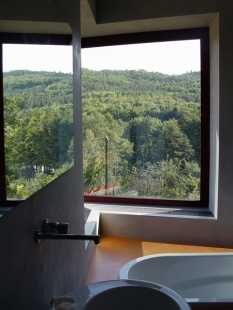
xmin=160 ymin=118 xmax=194 ymax=163
xmin=129 ymin=116 xmax=163 ymax=168
xmin=4 ymin=96 xmax=22 ymax=180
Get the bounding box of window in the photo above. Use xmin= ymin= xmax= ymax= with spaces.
xmin=0 ymin=29 xmax=210 ymax=209
xmin=0 ymin=33 xmax=72 ymax=206
xmin=82 ymin=28 xmax=210 ymax=207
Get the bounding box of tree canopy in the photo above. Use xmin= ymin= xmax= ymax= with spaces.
xmin=3 ymin=68 xmax=201 ymax=200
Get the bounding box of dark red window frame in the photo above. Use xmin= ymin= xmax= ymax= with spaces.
xmin=0 ymin=28 xmax=210 ymax=208
xmin=82 ymin=27 xmax=210 ymax=208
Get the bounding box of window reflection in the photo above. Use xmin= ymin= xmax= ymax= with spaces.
xmin=3 ymin=44 xmax=73 ymax=200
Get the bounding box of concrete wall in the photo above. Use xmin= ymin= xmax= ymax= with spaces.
xmin=96 ymin=0 xmax=228 ymax=23
xmin=0 ymin=168 xmax=85 ymax=309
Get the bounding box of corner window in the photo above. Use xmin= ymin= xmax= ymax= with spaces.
xmin=82 ymin=28 xmax=210 ymax=207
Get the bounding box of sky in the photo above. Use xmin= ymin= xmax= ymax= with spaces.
xmin=3 ymin=39 xmax=200 ymax=75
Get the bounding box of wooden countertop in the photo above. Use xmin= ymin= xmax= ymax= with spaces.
xmin=85 ymin=236 xmax=233 ymax=310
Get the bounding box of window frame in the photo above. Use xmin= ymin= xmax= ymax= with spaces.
xmin=82 ymin=27 xmax=210 ymax=208
xmin=0 ymin=28 xmax=210 ymax=209
xmin=0 ymin=32 xmax=72 ymax=207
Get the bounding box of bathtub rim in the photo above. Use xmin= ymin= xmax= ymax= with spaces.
xmin=119 ymin=252 xmax=233 ymax=308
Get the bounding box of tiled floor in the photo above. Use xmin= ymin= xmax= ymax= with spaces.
xmin=86 ymin=235 xmax=233 ymax=310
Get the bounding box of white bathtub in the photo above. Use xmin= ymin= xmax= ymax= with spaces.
xmin=119 ymin=253 xmax=233 ymax=308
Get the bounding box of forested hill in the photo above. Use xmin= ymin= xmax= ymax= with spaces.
xmin=3 ymin=69 xmax=201 ymax=200
xmin=3 ymin=69 xmax=200 ymax=109
xmin=3 ymin=70 xmax=73 ymax=109
xmin=82 ymin=69 xmax=200 ymax=102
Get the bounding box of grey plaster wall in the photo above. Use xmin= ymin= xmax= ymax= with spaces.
xmin=96 ymin=0 xmax=230 ymax=24
xmin=0 ymin=1 xmax=88 ymax=309
xmin=0 ymin=168 xmax=85 ymax=309
xmin=0 ymin=0 xmax=65 ymax=22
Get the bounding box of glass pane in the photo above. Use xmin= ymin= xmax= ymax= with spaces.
xmin=82 ymin=40 xmax=201 ymax=200
xmin=3 ymin=44 xmax=73 ymax=200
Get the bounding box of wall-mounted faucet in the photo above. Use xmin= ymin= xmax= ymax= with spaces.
xmin=35 ymin=219 xmax=100 ymax=245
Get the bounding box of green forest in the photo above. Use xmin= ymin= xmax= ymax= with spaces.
xmin=3 ymin=68 xmax=201 ymax=200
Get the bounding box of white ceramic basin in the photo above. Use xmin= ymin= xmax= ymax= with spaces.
xmin=65 ymin=280 xmax=191 ymax=310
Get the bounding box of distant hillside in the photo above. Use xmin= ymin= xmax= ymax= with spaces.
xmin=82 ymin=69 xmax=200 ymax=103
xmin=3 ymin=70 xmax=73 ymax=109
xmin=3 ymin=69 xmax=200 ymax=109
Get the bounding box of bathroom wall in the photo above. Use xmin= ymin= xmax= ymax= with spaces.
xmin=0 ymin=1 xmax=87 ymax=309
xmin=1 ymin=0 xmax=233 ymax=308
xmin=0 ymin=168 xmax=85 ymax=309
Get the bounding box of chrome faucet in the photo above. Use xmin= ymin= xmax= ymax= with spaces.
xmin=35 ymin=219 xmax=100 ymax=245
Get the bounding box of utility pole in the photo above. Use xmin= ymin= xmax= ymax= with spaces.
xmin=105 ymin=135 xmax=109 ymax=195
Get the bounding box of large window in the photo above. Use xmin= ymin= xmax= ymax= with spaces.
xmin=82 ymin=28 xmax=210 ymax=207
xmin=0 ymin=33 xmax=72 ymax=206
xmin=0 ymin=29 xmax=210 ymax=209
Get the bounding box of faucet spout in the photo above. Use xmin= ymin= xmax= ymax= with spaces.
xmin=35 ymin=220 xmax=100 ymax=244
xmin=35 ymin=230 xmax=100 ymax=244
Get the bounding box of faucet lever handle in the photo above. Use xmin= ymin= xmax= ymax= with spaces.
xmin=43 ymin=219 xmax=69 ymax=234
xmin=56 ymin=222 xmax=69 ymax=234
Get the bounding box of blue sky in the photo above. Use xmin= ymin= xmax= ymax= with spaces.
xmin=3 ymin=39 xmax=200 ymax=75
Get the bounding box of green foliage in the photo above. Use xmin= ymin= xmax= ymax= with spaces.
xmin=4 ymin=75 xmax=74 ymax=199
xmin=4 ymin=68 xmax=201 ymax=200
xmin=4 ymin=70 xmax=73 ymax=109
xmin=161 ymin=119 xmax=194 ymax=162
xmin=131 ymin=157 xmax=199 ymax=199
xmin=7 ymin=173 xmax=54 ymax=199
xmin=121 ymin=160 xmax=130 ymax=186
